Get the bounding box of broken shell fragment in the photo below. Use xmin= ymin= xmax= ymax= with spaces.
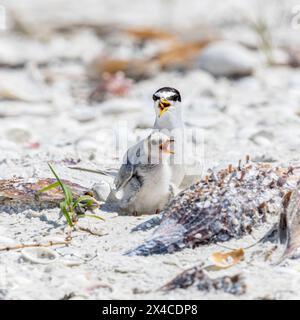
xmin=161 ymin=265 xmax=246 ymax=295
xmin=22 ymin=247 xmax=58 ymax=264
xmin=210 ymin=248 xmax=245 ymax=269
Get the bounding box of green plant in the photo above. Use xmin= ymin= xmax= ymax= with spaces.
xmin=38 ymin=163 xmax=104 ymax=227
xmin=248 ymin=17 xmax=274 ymax=65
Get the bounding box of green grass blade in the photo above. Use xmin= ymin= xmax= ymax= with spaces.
xmin=37 ymin=181 xmax=60 ymax=194
xmin=82 ymin=214 xmax=105 ymax=221
xmin=60 ymin=201 xmax=73 ymax=227
xmin=64 ymin=185 xmax=73 ymax=205
xmin=73 ymin=195 xmax=98 ymax=209
xmin=48 ymin=163 xmax=73 ymax=204
xmin=73 ymin=195 xmax=93 ymax=207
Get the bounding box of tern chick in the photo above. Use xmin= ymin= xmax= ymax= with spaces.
xmin=112 ymin=132 xmax=175 ymax=215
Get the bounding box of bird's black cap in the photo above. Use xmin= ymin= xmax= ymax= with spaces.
xmin=153 ymin=87 xmax=181 ymax=102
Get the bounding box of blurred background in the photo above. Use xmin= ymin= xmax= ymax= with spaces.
xmin=1 ymin=0 xmax=300 ymax=180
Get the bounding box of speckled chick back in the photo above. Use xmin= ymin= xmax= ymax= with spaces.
xmin=127 ymin=161 xmax=298 ymax=256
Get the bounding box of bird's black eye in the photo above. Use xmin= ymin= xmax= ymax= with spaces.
xmin=152 ymin=94 xmax=159 ymax=101
xmin=173 ymin=93 xmax=181 ymax=102
xmin=170 ymin=95 xmax=179 ymax=102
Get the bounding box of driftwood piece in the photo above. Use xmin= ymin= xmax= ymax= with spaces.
xmin=0 ymin=178 xmax=88 ymax=213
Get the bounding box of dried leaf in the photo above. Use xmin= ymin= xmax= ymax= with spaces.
xmin=210 ymin=248 xmax=245 ymax=268
xmin=89 ymin=57 xmax=158 ymax=81
xmin=124 ymin=27 xmax=176 ymax=41
xmin=153 ymin=40 xmax=211 ymax=69
xmin=90 ymin=58 xmax=129 ymax=75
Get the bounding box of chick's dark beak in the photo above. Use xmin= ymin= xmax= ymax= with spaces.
xmin=160 ymin=140 xmax=174 ymax=154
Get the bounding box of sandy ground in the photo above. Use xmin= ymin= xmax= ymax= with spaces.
xmin=1 ymin=0 xmax=300 ymax=300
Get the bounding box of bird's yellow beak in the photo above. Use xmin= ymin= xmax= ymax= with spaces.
xmin=158 ymin=98 xmax=171 ymax=117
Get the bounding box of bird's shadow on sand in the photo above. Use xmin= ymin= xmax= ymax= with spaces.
xmin=100 ymin=201 xmax=119 ymax=213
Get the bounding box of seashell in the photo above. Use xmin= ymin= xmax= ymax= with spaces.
xmin=196 ymin=41 xmax=258 ymax=77
xmin=22 ymin=247 xmax=58 ymax=264
xmin=61 ymin=258 xmax=83 ymax=267
xmin=127 ymin=161 xmax=298 ymax=256
xmin=5 ymin=128 xmax=32 ymax=144
xmin=0 ymin=72 xmax=50 ymax=102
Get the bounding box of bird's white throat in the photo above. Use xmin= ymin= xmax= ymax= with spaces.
xmin=154 ymin=105 xmax=184 ymax=131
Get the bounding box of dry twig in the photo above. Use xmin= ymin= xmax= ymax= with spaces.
xmin=0 ymin=240 xmax=71 ymax=252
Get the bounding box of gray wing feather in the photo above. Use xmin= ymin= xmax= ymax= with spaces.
xmin=69 ymin=166 xmax=118 ymax=177
xmin=115 ymin=161 xmax=135 ymax=191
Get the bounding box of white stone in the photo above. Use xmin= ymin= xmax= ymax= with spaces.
xmin=196 ymin=41 xmax=258 ymax=77
xmin=92 ymin=180 xmax=111 ymax=202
